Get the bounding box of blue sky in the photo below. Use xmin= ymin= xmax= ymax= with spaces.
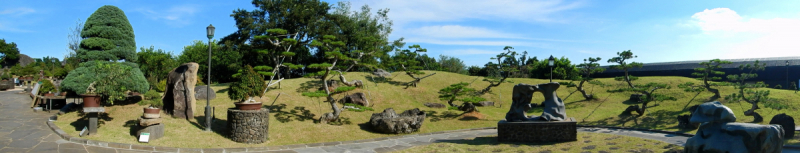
xmin=2 ymin=0 xmax=799 ymax=67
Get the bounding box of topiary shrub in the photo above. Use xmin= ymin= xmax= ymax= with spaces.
xmin=61 ymin=61 xmax=149 ymax=104
xmin=227 ymin=65 xmax=265 ymax=103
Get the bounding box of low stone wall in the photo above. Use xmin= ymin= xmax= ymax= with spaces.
xmin=227 ymin=108 xmax=269 ymax=144
xmin=498 ymin=117 xmax=577 ymax=143
xmin=0 ymin=80 xmax=13 ymax=90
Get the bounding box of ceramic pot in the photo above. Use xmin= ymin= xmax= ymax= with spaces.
xmin=81 ymin=94 xmax=102 ymax=107
xmin=143 ymin=107 xmax=161 ymax=119
xmin=234 ymin=102 xmax=262 ymax=110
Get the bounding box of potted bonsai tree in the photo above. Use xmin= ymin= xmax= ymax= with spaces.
xmin=81 ymin=82 xmax=102 ymax=107
xmin=140 ymin=90 xmax=163 ymax=118
xmin=39 ymin=80 xmax=57 ymax=97
xmin=228 ymin=65 xmax=266 ymax=110
xmin=61 ymin=61 xmax=149 ymax=107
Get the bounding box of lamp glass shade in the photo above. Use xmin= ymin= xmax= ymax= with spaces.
xmin=548 ymin=55 xmax=555 ymax=66
xmin=206 ymin=24 xmax=215 ymax=39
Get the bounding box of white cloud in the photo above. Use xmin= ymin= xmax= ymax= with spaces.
xmin=690 ymin=8 xmax=800 ymax=59
xmin=349 ymin=0 xmax=585 ymax=25
xmin=0 ymin=7 xmax=35 ymax=16
xmin=442 ymin=48 xmax=502 ymax=55
xmin=137 ymin=4 xmax=199 ymax=27
xmin=409 ymin=25 xmax=524 ymax=39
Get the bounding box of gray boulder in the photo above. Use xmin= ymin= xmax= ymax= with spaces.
xmin=194 ymin=85 xmax=217 ymax=100
xmin=373 ymin=69 xmax=391 ymax=78
xmin=369 ymin=108 xmax=425 ymax=134
xmin=476 ymin=101 xmax=494 ymax=107
xmin=684 ymin=101 xmax=784 ymax=153
xmin=769 ymin=113 xmax=795 ymax=139
xmin=424 ymin=103 xmax=446 ymax=108
xmin=340 ymin=92 xmax=368 ymax=106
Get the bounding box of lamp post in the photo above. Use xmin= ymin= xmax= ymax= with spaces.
xmin=787 ymin=60 xmax=790 ymax=89
xmin=205 ymin=24 xmax=215 ymax=132
xmin=548 ymin=55 xmax=555 ymax=82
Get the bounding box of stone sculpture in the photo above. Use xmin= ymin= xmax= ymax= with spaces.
xmin=684 ymin=101 xmax=784 ymax=153
xmin=194 ymin=85 xmax=217 ymax=100
xmin=423 ymin=102 xmax=446 ymax=108
xmin=162 ymin=63 xmax=199 ymax=119
xmin=505 ymin=82 xmax=566 ymax=122
xmin=373 ymin=69 xmax=392 ymax=78
xmin=769 ymin=113 xmax=795 ymax=139
xmin=369 ymin=108 xmax=426 ymax=134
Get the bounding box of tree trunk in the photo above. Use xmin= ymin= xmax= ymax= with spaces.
xmin=577 ymin=80 xmax=593 ymax=100
xmin=706 ymin=87 xmax=720 ymax=101
xmin=624 ymin=70 xmax=634 ymax=88
xmin=743 ymin=102 xmax=763 ymax=122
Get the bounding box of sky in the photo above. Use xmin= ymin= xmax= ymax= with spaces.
xmin=2 ymin=0 xmax=800 ymax=67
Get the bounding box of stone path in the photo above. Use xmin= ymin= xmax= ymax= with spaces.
xmin=1 ymin=87 xmax=799 ymax=153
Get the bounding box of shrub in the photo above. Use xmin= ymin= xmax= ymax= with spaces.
xmin=143 ymin=89 xmax=161 ymax=100
xmin=0 ymin=72 xmax=10 ymax=80
xmin=228 ymin=65 xmax=265 ymax=102
xmin=38 ymin=80 xmax=56 ymax=94
xmin=138 ymin=89 xmax=163 ymax=108
xmin=61 ymin=61 xmax=149 ymax=103
xmin=156 ymin=79 xmax=167 ymax=92
xmin=196 ymin=76 xmax=205 ymax=86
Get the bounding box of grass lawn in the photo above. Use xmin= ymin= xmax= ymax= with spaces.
xmin=54 ymin=71 xmax=800 ymax=148
xmin=398 ymin=132 xmax=683 ymax=153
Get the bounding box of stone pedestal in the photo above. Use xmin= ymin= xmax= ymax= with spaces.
xmin=137 ymin=123 xmax=164 ymax=141
xmin=498 ymin=117 xmax=577 ymax=143
xmin=83 ymin=107 xmax=105 ymax=136
xmin=228 ymin=108 xmax=270 ymax=144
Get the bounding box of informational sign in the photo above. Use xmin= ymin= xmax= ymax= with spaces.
xmin=79 ymin=126 xmax=88 ymax=137
xmin=139 ymin=133 xmax=150 ymax=143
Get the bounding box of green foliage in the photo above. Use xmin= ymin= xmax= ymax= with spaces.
xmin=614 ymin=75 xmax=639 ymax=82
xmin=137 ymin=46 xmax=177 ymax=88
xmin=775 ymin=84 xmax=783 ymax=89
xmin=576 ymin=57 xmax=605 ymax=81
xmin=138 ymin=90 xmax=163 ymax=108
xmin=39 ymin=80 xmax=56 ymax=94
xmin=447 ymin=106 xmax=459 ymax=111
xmin=156 ymin=79 xmax=167 ymax=92
xmin=78 ymin=5 xmax=137 ymax=62
xmin=343 ymin=103 xmax=374 ymax=112
xmin=609 ymin=82 xmax=675 ymax=103
xmin=227 ymin=65 xmax=266 ymax=102
xmin=0 ymin=39 xmax=20 ymax=66
xmin=438 ymin=82 xmax=484 ymax=107
xmin=177 ymin=40 xmax=242 ymax=83
xmin=437 ymin=55 xmax=467 ymax=74
xmin=725 ymin=61 xmax=771 ymax=106
xmin=677 ymin=82 xmax=705 ymax=92
xmin=608 ymin=50 xmax=643 ymax=87
xmin=333 ymin=86 xmax=356 ymax=93
xmin=61 ymin=61 xmax=149 ymax=103
xmin=301 ymin=90 xmax=328 ymax=97
xmin=0 ymin=72 xmax=10 ymax=80
xmin=692 ymin=59 xmax=732 ymax=84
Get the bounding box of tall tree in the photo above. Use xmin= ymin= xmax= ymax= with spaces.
xmin=177 ymin=40 xmax=243 ymax=83
xmin=137 ymin=46 xmax=178 ymax=89
xmin=693 ymin=59 xmax=732 ymax=101
xmin=0 ymin=39 xmax=20 ymax=67
xmin=304 ymin=35 xmax=358 ymax=124
xmin=724 ymin=60 xmax=773 ymax=122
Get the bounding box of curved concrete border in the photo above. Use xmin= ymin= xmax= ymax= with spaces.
xmin=45 ymin=119 xmax=496 ymax=152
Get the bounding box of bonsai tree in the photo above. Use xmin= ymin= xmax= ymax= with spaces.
xmin=438 ymin=82 xmax=485 ymax=112
xmin=139 ymin=89 xmax=163 ymax=108
xmin=679 ymin=59 xmax=732 ymax=101
xmin=61 ymin=5 xmax=149 ymax=103
xmin=607 ymin=50 xmax=675 ymax=116
xmin=228 ymin=65 xmax=267 ymax=104
xmin=38 ymin=80 xmax=56 ymax=95
xmin=251 ymin=28 xmax=298 ymax=92
xmin=387 ymin=44 xmax=436 ymax=88
xmin=479 ymin=46 xmax=517 ymax=94
xmin=303 ymin=35 xmax=359 ymax=124
xmin=565 ymin=57 xmax=605 ymax=100
xmin=724 ymin=60 xmax=776 ymax=122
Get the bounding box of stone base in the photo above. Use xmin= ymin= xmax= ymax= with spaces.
xmin=228 ymin=108 xmax=270 ymax=144
xmin=137 ymin=123 xmax=164 ymax=141
xmin=138 ymin=116 xmax=162 ymax=127
xmin=498 ymin=117 xmax=577 ymax=143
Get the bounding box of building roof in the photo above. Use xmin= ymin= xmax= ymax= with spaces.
xmin=602 ymin=56 xmax=800 ymax=72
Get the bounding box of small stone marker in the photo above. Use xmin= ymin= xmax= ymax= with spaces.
xmin=79 ymin=126 xmax=88 ymax=137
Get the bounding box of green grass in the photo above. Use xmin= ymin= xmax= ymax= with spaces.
xmin=53 ymin=71 xmax=800 ymax=148
xmin=398 ymin=133 xmax=683 ymax=153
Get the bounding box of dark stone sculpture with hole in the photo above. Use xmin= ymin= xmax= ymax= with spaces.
xmin=498 ymin=82 xmax=576 ymax=143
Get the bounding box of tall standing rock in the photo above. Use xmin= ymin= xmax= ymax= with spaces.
xmin=163 ymin=63 xmax=198 ymax=119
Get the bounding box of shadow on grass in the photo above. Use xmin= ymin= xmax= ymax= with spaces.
xmin=362 ymin=75 xmax=407 ymax=87
xmin=269 ymin=104 xmax=315 ymax=123
xmin=123 ymin=120 xmax=137 ymax=136
xmin=357 ymin=122 xmax=384 ymax=134
xmin=296 ymin=80 xmax=324 ymax=93
xmin=435 ymin=136 xmax=569 ymax=146
xmin=191 ymin=116 xmax=228 ymax=136
xmin=425 ymin=110 xmax=463 ymax=122
xmin=216 ymin=88 xmax=229 ymax=94
xmin=68 ymin=112 xmax=114 ymax=131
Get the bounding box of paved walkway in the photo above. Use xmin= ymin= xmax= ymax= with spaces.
xmin=0 ymin=87 xmax=796 ymax=153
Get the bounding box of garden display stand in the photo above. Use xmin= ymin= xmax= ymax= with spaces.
xmin=82 ymin=107 xmax=105 ymax=136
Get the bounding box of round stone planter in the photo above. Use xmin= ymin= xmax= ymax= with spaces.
xmin=228 ymin=108 xmax=270 ymax=144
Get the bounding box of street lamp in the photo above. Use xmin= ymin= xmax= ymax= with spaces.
xmin=548 ymin=55 xmax=555 ymax=82
xmin=787 ymin=60 xmax=790 ymax=89
xmin=205 ymin=24 xmax=215 ymax=132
